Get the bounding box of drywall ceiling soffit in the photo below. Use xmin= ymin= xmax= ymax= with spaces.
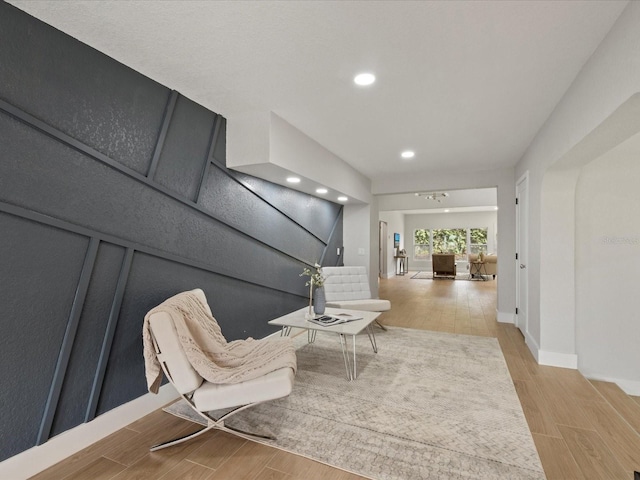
xmin=227 ymin=112 xmax=372 ymax=204
xmin=378 ymin=187 xmax=497 ymax=214
xmin=7 ymin=0 xmax=628 ymax=192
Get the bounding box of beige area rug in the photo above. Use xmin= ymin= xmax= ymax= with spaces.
xmin=164 ymin=327 xmax=545 ymax=479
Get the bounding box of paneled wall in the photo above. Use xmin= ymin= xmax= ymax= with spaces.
xmin=0 ymin=3 xmax=342 ymax=462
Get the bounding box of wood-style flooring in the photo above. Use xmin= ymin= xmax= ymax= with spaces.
xmin=31 ymin=273 xmax=640 ymax=479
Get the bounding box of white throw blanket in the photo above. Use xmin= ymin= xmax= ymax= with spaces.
xmin=143 ymin=290 xmax=297 ymax=394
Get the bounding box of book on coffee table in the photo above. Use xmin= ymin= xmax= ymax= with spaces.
xmin=307 ymin=312 xmax=363 ymax=327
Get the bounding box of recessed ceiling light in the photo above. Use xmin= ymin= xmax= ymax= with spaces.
xmin=494 ymin=206 xmax=499 ymax=210
xmin=286 ymin=176 xmax=300 ymax=184
xmin=337 ymin=196 xmax=348 ymax=202
xmin=354 ymin=73 xmax=375 ymax=86
xmin=401 ymin=150 xmax=415 ymax=159
xmin=444 ymin=209 xmax=450 ymax=213
xmin=316 ymin=188 xmax=328 ymax=194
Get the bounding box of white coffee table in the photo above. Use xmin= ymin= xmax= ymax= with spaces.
xmin=268 ymin=307 xmax=379 ymax=381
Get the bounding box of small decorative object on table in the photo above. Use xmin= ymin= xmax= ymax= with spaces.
xmin=300 ymin=263 xmax=326 ymax=316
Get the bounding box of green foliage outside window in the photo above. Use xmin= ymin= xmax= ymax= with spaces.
xmin=469 ymin=228 xmax=488 ymax=255
xmin=414 ymin=227 xmax=489 ymax=260
xmin=433 ymin=229 xmax=467 ymax=260
xmin=413 ymin=229 xmax=430 ymax=260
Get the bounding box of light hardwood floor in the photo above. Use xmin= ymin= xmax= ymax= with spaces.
xmin=31 ymin=273 xmax=640 ymax=480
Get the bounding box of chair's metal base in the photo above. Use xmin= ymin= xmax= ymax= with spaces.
xmin=150 ymin=419 xmax=273 ymax=452
xmin=150 ymin=398 xmax=274 ymax=451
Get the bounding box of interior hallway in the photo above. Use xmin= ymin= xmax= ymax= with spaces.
xmin=380 ymin=273 xmax=640 ymax=480
xmin=29 ymin=274 xmax=640 ymax=480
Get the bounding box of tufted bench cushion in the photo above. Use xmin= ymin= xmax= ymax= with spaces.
xmin=323 ymin=266 xmax=391 ymax=312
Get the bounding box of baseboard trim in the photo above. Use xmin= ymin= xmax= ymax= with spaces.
xmin=538 ymin=349 xmax=578 ymax=369
xmin=0 ymin=384 xmax=179 ymax=480
xmin=523 ymin=331 xmax=540 ymax=362
xmin=583 ymin=373 xmax=640 ymax=396
xmin=496 ymin=310 xmax=515 ymax=324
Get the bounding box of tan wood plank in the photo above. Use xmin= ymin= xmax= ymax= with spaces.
xmin=127 ymin=408 xmax=178 ymax=434
xmin=548 ymin=368 xmax=604 ymax=405
xmin=513 ymin=379 xmax=561 ymax=437
xmin=206 ymin=440 xmax=277 ymax=480
xmin=30 ymin=427 xmax=139 ymax=480
xmin=266 ymin=449 xmax=369 ymax=480
xmin=109 ymin=424 xmax=212 ymax=480
xmin=104 ymin=415 xmax=199 ymax=466
xmin=531 ymin=433 xmax=582 ymax=480
xmin=580 ymin=400 xmax=640 ymax=474
xmin=590 ymin=380 xmax=640 ymax=435
xmin=532 ymin=375 xmax=595 ymax=430
xmin=157 ymin=459 xmax=215 ymax=480
xmin=557 ymin=424 xmax=629 ymax=479
xmin=503 ymin=352 xmax=533 ymax=382
xmin=185 ymin=431 xmax=247 ymax=470
xmin=253 ymin=466 xmax=293 ymax=480
xmin=62 ymin=457 xmax=127 ymax=480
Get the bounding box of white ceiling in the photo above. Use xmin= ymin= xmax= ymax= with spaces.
xmin=8 ymin=0 xmax=628 ymax=191
xmin=379 ymin=187 xmax=497 ymax=214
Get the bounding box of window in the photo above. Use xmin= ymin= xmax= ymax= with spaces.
xmin=469 ymin=228 xmax=488 ymax=256
xmin=413 ymin=227 xmax=491 ymax=261
xmin=432 ymin=228 xmax=467 ymax=261
xmin=413 ymin=229 xmax=430 ymax=261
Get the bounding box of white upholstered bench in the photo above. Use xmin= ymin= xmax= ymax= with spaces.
xmin=323 ymin=266 xmax=391 ymax=330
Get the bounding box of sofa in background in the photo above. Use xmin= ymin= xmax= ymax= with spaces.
xmin=468 ymin=253 xmax=497 ymax=279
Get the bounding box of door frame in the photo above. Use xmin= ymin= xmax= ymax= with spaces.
xmin=515 ymin=171 xmax=529 ymax=335
xmin=379 ymin=221 xmax=388 ymax=278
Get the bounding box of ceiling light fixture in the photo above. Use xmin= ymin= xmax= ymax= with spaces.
xmin=354 ymin=73 xmax=375 ymax=86
xmin=337 ymin=196 xmax=348 ymax=202
xmin=401 ymin=150 xmax=415 ymax=159
xmin=286 ymin=176 xmax=300 ymax=183
xmin=415 ymin=192 xmax=449 ymax=203
xmin=316 ymin=188 xmax=328 ymax=194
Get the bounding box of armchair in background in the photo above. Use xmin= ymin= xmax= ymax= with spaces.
xmin=323 ymin=266 xmax=390 ymax=330
xmin=432 ymin=254 xmax=457 ymax=279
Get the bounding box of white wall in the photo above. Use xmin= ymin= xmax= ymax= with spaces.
xmin=514 ymin=1 xmax=640 ymax=391
xmin=575 ymin=134 xmax=640 ymax=394
xmin=404 ymin=211 xmax=498 ymax=271
xmin=379 ymin=211 xmax=405 ymax=277
xmin=343 ymin=203 xmax=375 ymax=293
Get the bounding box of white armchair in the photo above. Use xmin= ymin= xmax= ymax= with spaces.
xmin=144 ymin=289 xmax=296 ymax=451
xmin=322 ymin=266 xmax=391 ymax=330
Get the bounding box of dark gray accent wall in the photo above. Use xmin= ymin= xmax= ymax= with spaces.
xmin=0 ymin=2 xmax=343 ymax=462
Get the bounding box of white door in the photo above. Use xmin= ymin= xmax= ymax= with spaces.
xmin=516 ymin=173 xmax=529 ymax=335
xmin=379 ymin=221 xmax=388 ymax=278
